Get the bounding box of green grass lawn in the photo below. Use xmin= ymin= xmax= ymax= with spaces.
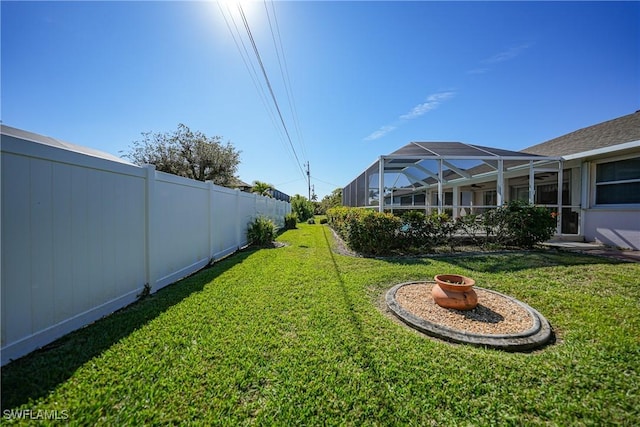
xmin=2 ymin=222 xmax=639 ymax=425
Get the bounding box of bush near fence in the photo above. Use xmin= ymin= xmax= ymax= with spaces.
xmin=327 ymin=201 xmax=557 ymax=256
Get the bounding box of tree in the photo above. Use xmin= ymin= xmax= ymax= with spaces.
xmin=251 ymin=181 xmax=274 ymax=197
xmin=123 ymin=123 xmax=241 ymax=186
xmin=290 ymin=194 xmax=315 ymax=222
xmin=317 ymin=188 xmax=342 ymax=215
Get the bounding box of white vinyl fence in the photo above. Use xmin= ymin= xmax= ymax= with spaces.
xmin=1 ymin=127 xmax=290 ymax=365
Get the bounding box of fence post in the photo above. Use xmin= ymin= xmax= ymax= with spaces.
xmin=208 ymin=181 xmax=214 ymax=261
xmin=144 ymin=164 xmax=156 ymax=292
xmin=235 ymin=189 xmax=241 ymax=250
xmin=254 ymin=192 xmax=258 ymax=219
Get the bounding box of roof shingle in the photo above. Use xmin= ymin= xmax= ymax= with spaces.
xmin=522 ymin=111 xmax=640 ymax=157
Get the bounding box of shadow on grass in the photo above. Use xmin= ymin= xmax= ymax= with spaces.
xmin=435 ymin=250 xmax=624 ymax=273
xmin=379 ymin=249 xmax=624 ymax=272
xmin=1 ymin=248 xmax=256 ymax=411
xmin=322 ymin=227 xmax=365 ymax=338
xmin=321 ymin=227 xmax=390 ymax=404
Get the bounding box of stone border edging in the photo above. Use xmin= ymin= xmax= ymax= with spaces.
xmin=386 ymin=281 xmax=553 ymax=352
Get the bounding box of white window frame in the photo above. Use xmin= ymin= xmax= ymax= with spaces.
xmin=591 ymin=153 xmax=640 ymax=208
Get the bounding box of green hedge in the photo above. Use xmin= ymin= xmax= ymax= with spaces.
xmin=327 ymin=207 xmax=401 ymax=255
xmin=327 ymin=202 xmax=557 ymax=255
xmin=483 ymin=200 xmax=557 ymax=248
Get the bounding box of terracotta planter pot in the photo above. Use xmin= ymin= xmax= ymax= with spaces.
xmin=432 ymin=274 xmax=478 ymax=311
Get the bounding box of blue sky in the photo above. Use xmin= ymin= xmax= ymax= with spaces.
xmin=2 ymin=1 xmax=638 ymax=199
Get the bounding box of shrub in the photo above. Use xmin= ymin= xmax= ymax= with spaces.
xmin=319 ymin=218 xmax=328 ymax=224
xmin=247 ymin=216 xmax=277 ymax=247
xmin=307 ymin=218 xmax=315 ymax=224
xmin=484 ymin=201 xmax=557 ymax=248
xmin=347 ymin=210 xmax=400 ymax=255
xmin=284 ymin=213 xmax=298 ymax=229
xmin=328 ymin=203 xmax=557 ymax=255
xmin=455 ymin=214 xmax=483 ymax=245
xmin=429 ymin=212 xmax=460 ymax=250
xmin=328 ymin=207 xmax=401 ymax=256
xmin=291 ymin=195 xmax=315 ymax=222
xmin=482 ymin=206 xmax=511 ymax=247
xmin=505 ymin=201 xmax=557 ymax=248
xmin=398 ymin=211 xmax=461 ymax=251
xmin=398 ymin=211 xmax=432 ymax=250
xmin=326 ymin=206 xmax=353 ymax=239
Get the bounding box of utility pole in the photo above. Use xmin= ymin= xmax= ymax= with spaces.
xmin=306 ymin=161 xmax=311 ymax=200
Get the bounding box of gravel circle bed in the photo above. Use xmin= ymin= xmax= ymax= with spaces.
xmin=394 ymin=282 xmax=534 ymax=335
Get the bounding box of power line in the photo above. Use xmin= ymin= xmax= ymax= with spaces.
xmin=217 ymin=1 xmax=305 ymax=181
xmin=274 ymin=177 xmax=305 ymax=187
xmin=216 ymin=2 xmax=298 ymax=170
xmin=237 ymin=3 xmax=306 ymax=180
xmin=263 ymin=0 xmax=308 ymax=162
xmin=311 ymin=176 xmax=343 ymax=189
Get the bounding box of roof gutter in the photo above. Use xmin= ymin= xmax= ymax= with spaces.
xmin=562 ymin=139 xmax=640 ymax=161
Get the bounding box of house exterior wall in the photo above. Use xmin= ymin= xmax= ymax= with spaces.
xmin=583 ymin=209 xmax=640 ymax=250
xmin=578 ymin=149 xmax=640 ymax=250
xmin=1 ymin=131 xmax=290 ymax=365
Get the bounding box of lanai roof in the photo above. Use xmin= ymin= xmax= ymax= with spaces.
xmin=343 ymin=141 xmax=560 ymax=208
xmin=361 ymin=141 xmax=556 ymax=183
xmin=388 ymin=141 xmax=542 ymax=159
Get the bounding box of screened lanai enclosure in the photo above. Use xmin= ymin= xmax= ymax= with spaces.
xmin=343 ymin=142 xmax=579 ymax=235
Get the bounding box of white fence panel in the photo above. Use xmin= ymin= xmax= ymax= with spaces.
xmin=1 ymin=134 xmax=147 ymax=365
xmin=237 ymin=191 xmax=258 ymax=247
xmin=1 ymin=128 xmax=291 ymax=365
xmin=211 ymin=185 xmax=242 ymax=261
xmin=2 ymin=152 xmax=32 ymax=347
xmin=256 ymin=194 xmax=268 ymax=220
xmin=150 ymin=170 xmax=211 ymax=290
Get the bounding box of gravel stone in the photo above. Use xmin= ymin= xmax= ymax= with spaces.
xmin=395 ymin=283 xmax=534 ymax=335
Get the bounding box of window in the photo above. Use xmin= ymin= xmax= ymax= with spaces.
xmin=595 ymin=157 xmax=640 ymax=204
xmin=511 ymin=186 xmax=529 ymax=202
xmin=536 ymin=182 xmax=570 ymax=205
xmin=483 ymin=190 xmax=496 ymax=206
xmin=431 ymin=192 xmax=453 ymax=205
